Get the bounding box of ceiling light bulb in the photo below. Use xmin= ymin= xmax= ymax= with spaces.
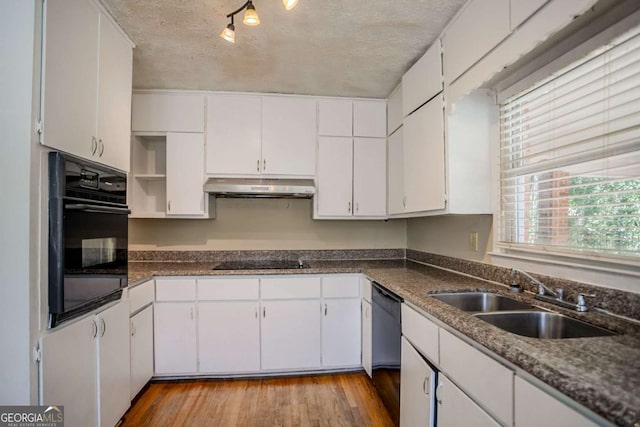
xmin=282 ymin=0 xmax=299 ymax=10
xmin=243 ymin=2 xmax=260 ymax=26
xmin=219 ymin=23 xmax=235 ymax=43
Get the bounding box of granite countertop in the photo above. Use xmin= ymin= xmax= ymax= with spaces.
xmin=128 ymin=259 xmax=640 ymax=426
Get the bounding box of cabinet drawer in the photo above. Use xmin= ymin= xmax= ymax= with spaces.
xmin=322 ymin=275 xmax=360 ymax=298
xmin=401 ymin=304 xmax=439 ymax=364
xmin=129 ymin=280 xmax=155 ymax=314
xmin=155 ymin=279 xmax=196 ymax=301
xmin=439 ymin=328 xmax=513 ymax=426
xmin=261 ymin=277 xmax=321 ymax=299
xmin=198 ymin=278 xmax=260 ymax=301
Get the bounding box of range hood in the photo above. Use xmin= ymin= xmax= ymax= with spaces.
xmin=203 ymin=178 xmax=315 ymax=198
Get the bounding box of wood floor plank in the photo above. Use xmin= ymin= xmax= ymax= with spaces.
xmin=121 ymin=373 xmax=393 ymax=427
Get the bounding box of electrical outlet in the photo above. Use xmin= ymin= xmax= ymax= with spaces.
xmin=469 ymin=232 xmax=479 ymax=252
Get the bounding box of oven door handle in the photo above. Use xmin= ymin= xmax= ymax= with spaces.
xmin=66 ymin=204 xmax=131 ymax=215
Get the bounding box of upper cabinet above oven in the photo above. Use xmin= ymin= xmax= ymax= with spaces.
xmin=40 ymin=0 xmax=134 ymax=173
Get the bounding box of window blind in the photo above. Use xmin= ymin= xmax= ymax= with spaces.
xmin=499 ymin=27 xmax=640 ymax=261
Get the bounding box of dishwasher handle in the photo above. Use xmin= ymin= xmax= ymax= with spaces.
xmin=372 ymin=282 xmax=403 ymax=303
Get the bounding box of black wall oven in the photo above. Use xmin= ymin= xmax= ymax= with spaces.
xmin=48 ymin=152 xmax=129 ymax=328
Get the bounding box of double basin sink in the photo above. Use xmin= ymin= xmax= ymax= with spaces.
xmin=431 ymin=292 xmax=615 ymax=339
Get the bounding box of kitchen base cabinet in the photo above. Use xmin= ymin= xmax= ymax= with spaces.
xmin=130 ymin=305 xmax=154 ymax=400
xmin=400 ymin=337 xmax=436 ymax=427
xmin=261 ymin=300 xmax=321 ymax=371
xmin=154 ymin=302 xmax=197 ymax=375
xmin=437 ymin=374 xmax=500 ymax=427
xmin=198 ymin=302 xmax=261 ymax=373
xmin=321 ymin=299 xmax=361 ymax=368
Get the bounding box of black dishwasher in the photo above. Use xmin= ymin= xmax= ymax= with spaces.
xmin=372 ymin=282 xmax=402 ymax=426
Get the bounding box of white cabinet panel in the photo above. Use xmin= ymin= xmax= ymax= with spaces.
xmin=261 ymin=300 xmax=321 ymax=370
xmin=360 ymin=277 xmax=372 ymax=304
xmin=130 ymin=306 xmax=154 ymax=400
xmin=41 ymin=316 xmax=97 ymax=427
xmin=97 ymin=301 xmax=130 ymax=427
xmin=387 ymin=85 xmax=403 ymax=136
xmin=317 ymin=137 xmax=353 ymax=216
xmin=155 ymin=279 xmax=196 ymax=301
xmin=166 ymin=132 xmax=205 ymax=216
xmin=261 ymin=97 xmax=316 ymax=176
xmin=362 ymin=299 xmax=372 ymax=378
xmin=437 ymin=374 xmax=500 ymax=427
xmin=205 ymin=94 xmax=262 ymax=175
xmin=129 ymin=280 xmax=154 ymax=314
xmin=353 ymin=137 xmax=386 ymax=217
xmin=353 ymin=101 xmax=386 ymax=137
xmin=439 ymin=329 xmax=513 ymax=426
xmin=403 ymin=96 xmax=445 ymax=212
xmin=401 ymin=304 xmax=439 ymax=364
xmin=387 ymin=127 xmax=405 ymax=215
xmin=400 ymin=337 xmax=435 ymax=427
xmin=131 ymin=93 xmax=205 ymax=133
xmin=154 ymin=302 xmax=197 ymax=374
xmin=510 ymin=0 xmax=548 ymax=30
xmin=322 ymin=275 xmax=360 ymax=299
xmin=514 ymin=376 xmax=598 ymax=427
xmin=321 ymin=299 xmax=361 ymax=367
xmin=261 ymin=276 xmax=321 ymax=299
xmin=198 ymin=277 xmax=260 ymax=301
xmin=96 ymin=14 xmax=133 ymax=172
xmin=198 ymin=302 xmax=261 ymax=373
xmin=442 ymin=0 xmax=510 ymax=84
xmin=319 ymin=99 xmax=352 ymax=136
xmin=402 ymin=40 xmax=443 ymax=116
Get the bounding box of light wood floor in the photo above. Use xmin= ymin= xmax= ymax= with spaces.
xmin=121 ymin=372 xmax=394 ymax=427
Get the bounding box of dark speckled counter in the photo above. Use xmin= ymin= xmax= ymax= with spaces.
xmin=128 ymin=259 xmax=639 ymax=426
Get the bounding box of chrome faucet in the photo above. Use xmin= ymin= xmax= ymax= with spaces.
xmin=511 ymin=268 xmax=561 ymax=299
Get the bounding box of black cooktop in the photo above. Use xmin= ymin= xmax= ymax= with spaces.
xmin=212 ymin=260 xmax=308 ymax=270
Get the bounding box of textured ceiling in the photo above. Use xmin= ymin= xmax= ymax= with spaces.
xmin=100 ymin=0 xmax=467 ymax=98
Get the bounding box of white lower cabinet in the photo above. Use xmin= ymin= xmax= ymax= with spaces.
xmin=41 ymin=299 xmax=130 ymax=427
xmin=198 ymin=301 xmax=261 ymax=373
xmin=154 ymin=302 xmax=197 ymax=374
xmin=130 ymin=305 xmax=154 ymax=400
xmin=400 ymin=337 xmax=436 ymax=427
xmin=322 ymin=299 xmax=361 ymax=367
xmin=261 ymin=300 xmax=322 ymax=371
xmin=437 ymin=374 xmax=500 ymax=427
xmin=361 ymin=299 xmax=372 ymax=377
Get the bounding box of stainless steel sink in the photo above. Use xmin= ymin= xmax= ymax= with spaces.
xmin=431 ymin=292 xmax=535 ymax=312
xmin=474 ymin=311 xmax=616 ymax=339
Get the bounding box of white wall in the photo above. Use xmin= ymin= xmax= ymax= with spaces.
xmin=129 ymin=198 xmax=407 ymax=250
xmin=0 ymin=0 xmax=40 ymax=404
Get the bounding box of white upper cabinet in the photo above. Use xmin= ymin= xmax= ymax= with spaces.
xmin=387 ymin=84 xmax=403 ymax=136
xmin=387 ymin=127 xmax=405 ymax=215
xmin=166 ymin=132 xmax=206 ymax=216
xmin=261 ymin=96 xmax=316 ymax=176
xmin=353 ymin=101 xmax=386 ymax=137
xmin=353 ymin=138 xmax=386 ymax=216
xmin=319 ymin=99 xmax=353 ymax=136
xmin=402 ymin=40 xmax=443 ymax=116
xmin=317 ymin=137 xmax=353 ymax=217
xmin=205 ymin=94 xmax=262 ymax=175
xmin=132 ymin=93 xmax=205 ymax=133
xmin=510 ymin=0 xmax=548 ymax=30
xmin=442 ymin=0 xmax=510 ymax=84
xmin=42 ymin=0 xmax=133 ymax=171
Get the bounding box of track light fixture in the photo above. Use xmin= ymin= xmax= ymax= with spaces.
xmin=219 ymin=0 xmax=300 ymax=43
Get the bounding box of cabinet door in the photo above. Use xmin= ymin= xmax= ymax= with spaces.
xmin=261 ymin=97 xmax=316 ymax=176
xmin=154 ymin=303 xmax=197 ymax=374
xmin=198 ymin=302 xmax=261 ymax=373
xmin=400 ymin=337 xmax=435 ymax=427
xmin=131 ymin=93 xmax=205 ymax=132
xmin=166 ymin=132 xmax=205 ymax=216
xmin=403 ymin=96 xmax=445 ymax=212
xmin=362 ymin=300 xmax=372 ymax=378
xmin=261 ymin=300 xmax=321 ymax=371
xmin=318 ymin=99 xmax=352 ymax=136
xmin=387 ymin=128 xmax=405 ymax=215
xmin=317 ymin=137 xmax=353 ymax=217
xmin=514 ymin=377 xmax=598 ymax=427
xmin=322 ymin=299 xmax=361 ymax=367
xmin=41 ymin=316 xmax=97 ymax=427
xmin=353 ymin=137 xmax=386 ymax=217
xmin=402 ymin=40 xmax=443 ymax=117
xmin=42 ymin=0 xmax=99 ymax=159
xmin=97 ymin=301 xmax=131 ymax=427
xmin=206 ymin=94 xmax=262 ymax=175
xmin=130 ymin=306 xmax=154 ymax=400
xmin=353 ymin=101 xmax=387 ymax=137
xmin=387 ymin=85 xmax=403 ymax=136
xmin=437 ymin=375 xmax=499 ymax=427
xmin=96 ymin=14 xmax=132 ymax=172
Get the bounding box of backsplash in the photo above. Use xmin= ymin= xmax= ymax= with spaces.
xmin=406 ymin=249 xmax=640 ymax=322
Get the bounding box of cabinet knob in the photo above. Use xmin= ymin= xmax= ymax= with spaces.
xmin=99 ymin=317 xmax=106 ymax=337
xmin=91 ymin=137 xmax=98 ymax=155
xmin=263 ymin=159 xmax=267 ymax=171
xmin=168 ymin=201 xmax=171 ymax=211
xmin=356 ymin=202 xmax=359 ymax=213
xmin=348 ymin=201 xmax=351 ymax=214
xmin=263 ymin=307 xmax=266 ymax=318
xmin=257 ymin=159 xmax=260 ymax=172
xmin=131 ymin=321 xmax=136 ymax=337
xmin=324 ymin=303 xmax=328 ymax=316
xmin=98 ymin=139 xmax=104 ymax=157
xmin=422 ymin=377 xmax=430 ymax=395
xmin=436 ymin=382 xmax=443 ymax=404
xmin=91 ymin=319 xmax=98 ymax=338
